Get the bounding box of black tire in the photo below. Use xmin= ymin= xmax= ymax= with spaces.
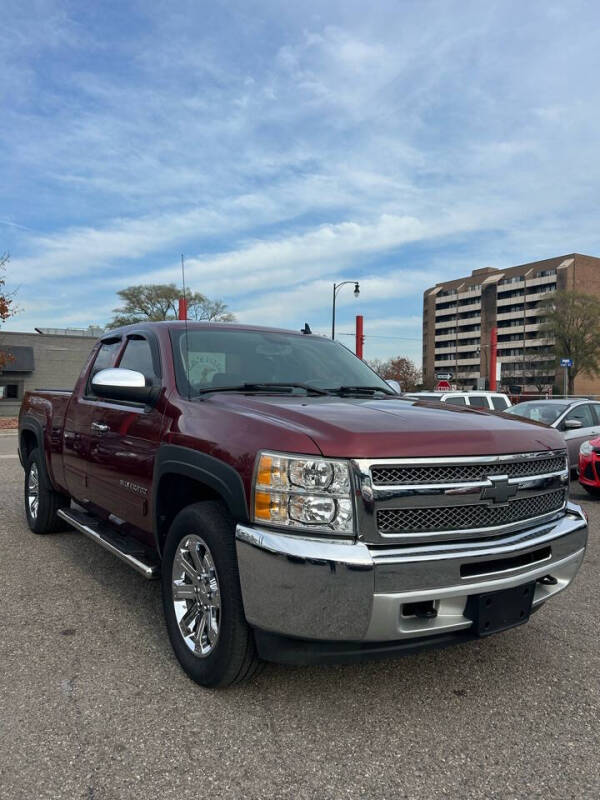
xmin=24 ymin=448 xmax=70 ymax=534
xmin=161 ymin=501 xmax=261 ymax=688
xmin=582 ymin=483 xmax=600 ymax=497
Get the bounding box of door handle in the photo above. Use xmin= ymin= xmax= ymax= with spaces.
xmin=91 ymin=422 xmax=109 ymax=434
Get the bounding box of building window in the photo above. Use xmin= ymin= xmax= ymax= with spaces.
xmin=0 ymin=383 xmax=20 ymax=400
xmin=499 ymin=275 xmax=524 ymax=286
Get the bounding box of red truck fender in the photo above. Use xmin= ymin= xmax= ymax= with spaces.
xmin=152 ymin=444 xmax=249 ymax=557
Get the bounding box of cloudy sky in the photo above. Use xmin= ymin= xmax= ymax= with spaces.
xmin=2 ymin=0 xmax=600 ymax=362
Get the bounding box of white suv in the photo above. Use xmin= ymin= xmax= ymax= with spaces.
xmin=404 ymin=391 xmax=512 ymax=411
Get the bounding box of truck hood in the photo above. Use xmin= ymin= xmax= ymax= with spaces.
xmin=212 ymin=395 xmax=565 ymax=459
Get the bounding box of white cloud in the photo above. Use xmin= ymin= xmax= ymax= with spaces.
xmin=2 ymin=0 xmax=600 ymax=364
xmin=144 ymin=210 xmax=477 ymax=297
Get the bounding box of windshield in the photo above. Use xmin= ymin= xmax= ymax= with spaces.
xmin=506 ymin=401 xmax=568 ymax=425
xmin=170 ymin=328 xmax=391 ymax=396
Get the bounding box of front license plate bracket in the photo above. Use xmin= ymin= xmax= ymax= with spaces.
xmin=465 ymin=583 xmax=535 ymax=637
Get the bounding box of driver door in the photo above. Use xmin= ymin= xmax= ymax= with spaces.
xmin=63 ymin=336 xmax=123 ymax=503
xmin=91 ymin=332 xmax=165 ymax=543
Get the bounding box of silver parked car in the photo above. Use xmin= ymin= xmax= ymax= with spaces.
xmin=506 ymin=399 xmax=600 ymax=469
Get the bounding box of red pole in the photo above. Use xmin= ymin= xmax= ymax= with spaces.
xmin=489 ymin=327 xmax=497 ymax=391
xmin=178 ymin=297 xmax=188 ymax=320
xmin=355 ymin=315 xmax=364 ymax=359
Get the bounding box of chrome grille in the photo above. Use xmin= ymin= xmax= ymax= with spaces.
xmin=376 ymin=489 xmax=566 ymax=534
xmin=355 ymin=450 xmax=569 ymax=544
xmin=371 ymin=456 xmax=567 ymax=486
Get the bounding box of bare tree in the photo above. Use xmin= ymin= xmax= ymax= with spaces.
xmin=367 ymin=355 xmax=422 ymax=391
xmin=109 ymin=283 xmax=236 ymax=328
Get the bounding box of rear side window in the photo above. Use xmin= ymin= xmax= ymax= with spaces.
xmin=468 ymin=396 xmax=488 ymax=408
xmin=445 ymin=396 xmax=466 ymax=405
xmin=119 ymin=336 xmax=158 ymax=382
xmin=492 ymin=396 xmax=509 ymax=410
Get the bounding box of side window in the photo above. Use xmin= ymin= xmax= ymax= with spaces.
xmin=119 ymin=336 xmax=158 ymax=383
xmin=564 ymin=404 xmax=594 ymax=428
xmin=445 ymin=396 xmax=466 ymax=405
xmin=591 ymin=403 xmax=600 ymax=424
xmin=90 ymin=340 xmax=121 ymax=378
xmin=87 ymin=339 xmax=121 ymax=395
xmin=88 ymin=339 xmax=121 ymax=390
xmin=492 ymin=396 xmax=509 ymax=411
xmin=468 ymin=396 xmax=488 ymax=408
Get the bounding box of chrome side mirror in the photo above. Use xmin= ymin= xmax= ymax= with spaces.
xmin=385 ymin=379 xmax=402 ymax=394
xmin=563 ymin=418 xmax=583 ymax=430
xmin=92 ymin=368 xmax=158 ymax=405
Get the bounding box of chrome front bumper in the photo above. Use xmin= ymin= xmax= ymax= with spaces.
xmin=235 ymin=502 xmax=587 ymax=644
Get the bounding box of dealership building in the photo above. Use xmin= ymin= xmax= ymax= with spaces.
xmin=422 ymin=253 xmax=600 ymax=394
xmin=0 ymin=328 xmax=101 ymax=417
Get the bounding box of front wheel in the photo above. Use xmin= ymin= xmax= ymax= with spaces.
xmin=161 ymin=501 xmax=261 ymax=688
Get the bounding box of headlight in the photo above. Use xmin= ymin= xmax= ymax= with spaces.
xmin=580 ymin=441 xmax=593 ymax=456
xmin=253 ymin=452 xmax=354 ymax=534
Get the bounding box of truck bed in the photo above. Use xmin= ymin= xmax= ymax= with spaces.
xmin=19 ymin=389 xmax=73 ymax=488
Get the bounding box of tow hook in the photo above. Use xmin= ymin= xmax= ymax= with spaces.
xmin=403 ymin=601 xmax=438 ymax=619
xmin=537 ymin=574 xmax=558 ymax=586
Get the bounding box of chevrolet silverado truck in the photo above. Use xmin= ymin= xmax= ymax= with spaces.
xmin=19 ymin=322 xmax=588 ymax=687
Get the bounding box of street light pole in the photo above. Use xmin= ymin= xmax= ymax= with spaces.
xmin=332 ymin=283 xmax=337 ymax=340
xmin=331 ymin=281 xmax=360 ymax=340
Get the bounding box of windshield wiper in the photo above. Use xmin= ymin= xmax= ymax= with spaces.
xmin=328 ymin=385 xmax=395 ymax=396
xmin=194 ymin=382 xmax=331 ymax=396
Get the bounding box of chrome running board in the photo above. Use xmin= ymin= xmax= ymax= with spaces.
xmin=57 ymin=508 xmax=159 ymax=579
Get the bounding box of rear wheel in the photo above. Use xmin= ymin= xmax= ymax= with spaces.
xmin=161 ymin=501 xmax=261 ymax=688
xmin=24 ymin=448 xmax=70 ymax=534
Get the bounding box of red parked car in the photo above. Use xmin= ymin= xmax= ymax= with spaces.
xmin=579 ymin=437 xmax=600 ymax=495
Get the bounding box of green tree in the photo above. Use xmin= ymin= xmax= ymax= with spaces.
xmin=0 ymin=253 xmax=17 ymax=371
xmin=367 ymin=355 xmax=421 ymax=391
xmin=538 ymin=290 xmax=600 ymax=393
xmin=109 ymin=283 xmax=235 ymax=328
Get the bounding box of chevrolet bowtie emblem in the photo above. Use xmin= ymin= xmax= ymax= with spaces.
xmin=481 ymin=477 xmax=518 ymax=505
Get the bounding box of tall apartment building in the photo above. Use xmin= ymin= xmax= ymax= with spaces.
xmin=422 ymin=253 xmax=600 ymax=394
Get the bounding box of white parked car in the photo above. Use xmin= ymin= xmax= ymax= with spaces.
xmin=403 ymin=391 xmax=512 ymax=411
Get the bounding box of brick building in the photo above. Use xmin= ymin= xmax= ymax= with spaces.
xmin=0 ymin=329 xmax=99 ymax=417
xmin=422 ymin=254 xmax=600 ymax=394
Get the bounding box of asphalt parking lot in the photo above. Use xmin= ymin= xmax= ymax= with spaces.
xmin=1 ymin=431 xmax=599 ymax=800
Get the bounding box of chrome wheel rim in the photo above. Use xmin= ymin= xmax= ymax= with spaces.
xmin=27 ymin=463 xmax=40 ymax=520
xmin=172 ymin=535 xmax=221 ymax=658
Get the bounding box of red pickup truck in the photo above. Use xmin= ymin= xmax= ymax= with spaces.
xmin=19 ymin=321 xmax=587 ymax=687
